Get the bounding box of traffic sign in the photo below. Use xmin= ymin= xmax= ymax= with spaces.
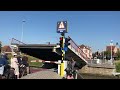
xmin=57 ymin=21 xmax=67 ymax=33
xmin=64 ymin=47 xmax=68 ymax=51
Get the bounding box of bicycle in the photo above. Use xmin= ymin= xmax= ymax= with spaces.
xmin=19 ymin=64 xmax=27 ymax=78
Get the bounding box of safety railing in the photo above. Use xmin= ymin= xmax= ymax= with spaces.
xmin=68 ymin=36 xmax=88 ymax=60
xmin=11 ymin=38 xmax=26 ymax=45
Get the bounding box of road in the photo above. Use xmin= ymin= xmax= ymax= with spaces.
xmin=30 ymin=67 xmax=47 ymax=73
xmin=21 ymin=67 xmax=62 ymax=79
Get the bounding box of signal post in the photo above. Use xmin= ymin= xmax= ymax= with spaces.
xmin=57 ymin=21 xmax=69 ymax=77
xmin=60 ymin=33 xmax=65 ymax=77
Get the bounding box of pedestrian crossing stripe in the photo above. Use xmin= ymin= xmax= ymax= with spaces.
xmin=58 ymin=22 xmax=65 ymax=29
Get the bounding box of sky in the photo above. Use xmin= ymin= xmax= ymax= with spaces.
xmin=0 ymin=11 xmax=120 ymax=52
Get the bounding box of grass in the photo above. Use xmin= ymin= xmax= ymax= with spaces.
xmin=26 ymin=54 xmax=43 ymax=67
xmin=29 ymin=62 xmax=43 ymax=68
xmin=116 ymin=63 xmax=120 ymax=72
xmin=6 ymin=53 xmax=43 ymax=68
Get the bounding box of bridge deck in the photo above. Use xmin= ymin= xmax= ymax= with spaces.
xmin=11 ymin=37 xmax=88 ymax=68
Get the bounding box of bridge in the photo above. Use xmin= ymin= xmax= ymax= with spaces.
xmin=10 ymin=36 xmax=89 ymax=69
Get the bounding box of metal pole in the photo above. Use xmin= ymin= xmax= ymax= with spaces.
xmin=61 ymin=33 xmax=65 ymax=62
xmin=60 ymin=33 xmax=65 ymax=77
xmin=111 ymin=44 xmax=112 ymax=62
xmin=21 ymin=20 xmax=25 ymax=42
xmin=110 ymin=40 xmax=113 ymax=64
xmin=103 ymin=50 xmax=104 ymax=63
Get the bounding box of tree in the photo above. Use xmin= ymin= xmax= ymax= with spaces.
xmin=116 ymin=50 xmax=120 ymax=60
xmin=92 ymin=51 xmax=100 ymax=59
xmin=104 ymin=51 xmax=111 ymax=60
xmin=92 ymin=53 xmax=96 ymax=59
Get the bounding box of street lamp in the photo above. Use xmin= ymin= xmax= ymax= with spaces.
xmin=21 ymin=20 xmax=26 ymax=42
xmin=110 ymin=40 xmax=113 ymax=65
xmin=103 ymin=49 xmax=104 ymax=62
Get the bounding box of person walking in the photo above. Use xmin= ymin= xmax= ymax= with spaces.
xmin=0 ymin=56 xmax=8 ymax=76
xmin=22 ymin=54 xmax=30 ymax=74
xmin=65 ymin=57 xmax=78 ymax=79
xmin=10 ymin=53 xmax=19 ymax=79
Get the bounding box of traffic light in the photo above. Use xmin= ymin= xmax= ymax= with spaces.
xmin=59 ymin=37 xmax=63 ymax=48
xmin=65 ymin=37 xmax=70 ymax=48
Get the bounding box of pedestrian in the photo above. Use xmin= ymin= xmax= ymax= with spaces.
xmin=3 ymin=53 xmax=9 ymax=61
xmin=10 ymin=53 xmax=19 ymax=79
xmin=0 ymin=57 xmax=8 ymax=76
xmin=1 ymin=53 xmax=10 ymax=76
xmin=71 ymin=57 xmax=76 ymax=70
xmin=65 ymin=57 xmax=78 ymax=79
xmin=66 ymin=74 xmax=74 ymax=79
xmin=17 ymin=55 xmax=22 ymax=65
xmin=22 ymin=54 xmax=30 ymax=74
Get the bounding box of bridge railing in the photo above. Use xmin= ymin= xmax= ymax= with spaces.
xmin=68 ymin=36 xmax=88 ymax=60
xmin=11 ymin=38 xmax=26 ymax=45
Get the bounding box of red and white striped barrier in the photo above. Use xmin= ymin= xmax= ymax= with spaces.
xmin=31 ymin=60 xmax=61 ymax=65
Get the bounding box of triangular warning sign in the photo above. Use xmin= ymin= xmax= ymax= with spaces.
xmin=59 ymin=22 xmax=65 ymax=29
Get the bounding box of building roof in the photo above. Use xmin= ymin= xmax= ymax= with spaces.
xmin=2 ymin=45 xmax=12 ymax=52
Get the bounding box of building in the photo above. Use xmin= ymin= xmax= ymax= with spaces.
xmin=106 ymin=45 xmax=119 ymax=59
xmin=1 ymin=45 xmax=12 ymax=53
xmin=106 ymin=45 xmax=119 ymax=54
xmin=79 ymin=44 xmax=92 ymax=59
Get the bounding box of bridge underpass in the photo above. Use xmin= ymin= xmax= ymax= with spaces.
xmin=18 ymin=44 xmax=61 ymax=61
xmin=11 ymin=37 xmax=88 ymax=69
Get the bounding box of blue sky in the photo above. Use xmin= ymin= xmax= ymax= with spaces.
xmin=0 ymin=11 xmax=120 ymax=52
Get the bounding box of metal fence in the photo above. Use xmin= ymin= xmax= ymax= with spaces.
xmin=11 ymin=38 xmax=26 ymax=45
xmin=68 ymin=36 xmax=88 ymax=60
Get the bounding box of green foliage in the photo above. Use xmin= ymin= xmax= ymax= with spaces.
xmin=104 ymin=51 xmax=111 ymax=57
xmin=116 ymin=63 xmax=120 ymax=72
xmin=7 ymin=53 xmax=43 ymax=67
xmin=27 ymin=55 xmax=43 ymax=67
xmin=116 ymin=50 xmax=120 ymax=60
xmin=29 ymin=62 xmax=43 ymax=67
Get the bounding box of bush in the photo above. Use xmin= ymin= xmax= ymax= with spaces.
xmin=116 ymin=63 xmax=120 ymax=72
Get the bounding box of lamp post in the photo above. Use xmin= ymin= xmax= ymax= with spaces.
xmin=110 ymin=40 xmax=113 ymax=65
xmin=21 ymin=20 xmax=25 ymax=42
xmin=103 ymin=49 xmax=104 ymax=63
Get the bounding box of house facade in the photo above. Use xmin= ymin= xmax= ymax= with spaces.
xmin=106 ymin=45 xmax=119 ymax=58
xmin=106 ymin=46 xmax=119 ymax=53
xmin=79 ymin=44 xmax=92 ymax=59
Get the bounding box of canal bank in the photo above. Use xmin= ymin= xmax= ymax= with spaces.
xmin=80 ymin=73 xmax=118 ymax=79
xmin=79 ymin=64 xmax=119 ymax=79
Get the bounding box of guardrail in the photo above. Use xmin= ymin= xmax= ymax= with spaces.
xmin=68 ymin=36 xmax=88 ymax=60
xmin=11 ymin=38 xmax=26 ymax=45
